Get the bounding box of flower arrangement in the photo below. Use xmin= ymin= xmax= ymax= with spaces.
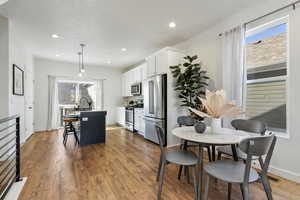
xmin=189 ymin=89 xmax=243 ymax=119
xmin=189 ymin=89 xmax=243 ymax=133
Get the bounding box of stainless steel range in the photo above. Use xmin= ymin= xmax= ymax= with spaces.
xmin=144 ymin=74 xmax=167 ymax=145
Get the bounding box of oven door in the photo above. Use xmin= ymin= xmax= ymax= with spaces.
xmin=125 ymin=109 xmax=134 ymax=124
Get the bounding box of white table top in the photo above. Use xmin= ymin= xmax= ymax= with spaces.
xmin=172 ymin=126 xmax=254 ymax=145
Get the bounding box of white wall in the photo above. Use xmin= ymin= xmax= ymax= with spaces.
xmin=0 ymin=16 xmax=9 ymax=118
xmin=9 ymin=18 xmax=35 ymax=143
xmin=34 ymin=57 xmax=123 ymax=132
xmin=0 ymin=15 xmax=34 ymax=143
xmin=174 ymin=0 xmax=300 ymax=182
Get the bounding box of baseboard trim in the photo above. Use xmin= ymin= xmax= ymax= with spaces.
xmin=269 ymin=165 xmax=300 ymax=183
xmin=4 ymin=177 xmax=27 ymax=200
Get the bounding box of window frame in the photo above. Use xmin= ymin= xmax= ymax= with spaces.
xmin=244 ymin=15 xmax=290 ymax=139
xmin=57 ymin=79 xmax=96 ymax=107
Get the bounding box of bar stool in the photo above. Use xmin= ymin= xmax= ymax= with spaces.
xmin=63 ymin=117 xmax=79 ymax=146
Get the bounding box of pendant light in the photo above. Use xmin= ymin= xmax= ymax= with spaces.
xmin=80 ymin=44 xmax=85 ymax=73
xmin=78 ymin=52 xmax=82 ymax=77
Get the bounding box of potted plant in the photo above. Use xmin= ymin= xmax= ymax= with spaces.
xmin=170 ymin=55 xmax=209 ymax=122
xmin=189 ymin=89 xmax=243 ymax=133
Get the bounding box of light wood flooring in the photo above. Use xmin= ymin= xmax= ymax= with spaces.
xmin=18 ymin=127 xmax=300 ymax=200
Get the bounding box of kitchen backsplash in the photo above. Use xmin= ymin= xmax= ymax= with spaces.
xmin=122 ymin=96 xmax=144 ymax=106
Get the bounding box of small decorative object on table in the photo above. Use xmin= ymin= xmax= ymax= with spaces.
xmin=194 ymin=122 xmax=207 ymax=133
xmin=189 ymin=89 xmax=243 ymax=134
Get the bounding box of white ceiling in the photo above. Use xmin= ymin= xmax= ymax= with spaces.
xmin=0 ymin=0 xmax=260 ymax=68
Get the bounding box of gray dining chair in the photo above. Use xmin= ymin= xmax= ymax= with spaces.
xmin=177 ymin=116 xmax=212 ymax=183
xmin=155 ymin=125 xmax=199 ymax=200
xmin=217 ymin=119 xmax=267 ymax=160
xmin=204 ymin=134 xmax=277 ymax=200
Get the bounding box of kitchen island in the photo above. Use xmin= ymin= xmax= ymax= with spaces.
xmin=65 ymin=111 xmax=107 ymax=146
xmin=79 ymin=111 xmax=107 ymax=146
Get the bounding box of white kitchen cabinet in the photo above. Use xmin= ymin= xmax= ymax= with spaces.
xmin=146 ymin=55 xmax=156 ymax=77
xmin=140 ymin=63 xmax=147 ymax=81
xmin=145 ymin=49 xmax=169 ymax=78
xmin=133 ymin=66 xmax=142 ymax=83
xmin=122 ymin=73 xmax=127 ymax=97
xmin=125 ymin=72 xmax=132 ymax=97
xmin=155 ymin=50 xmax=168 ymax=75
xmin=134 ymin=108 xmax=145 ymax=135
xmin=122 ymin=62 xmax=147 ymax=97
xmin=116 ymin=107 xmax=126 ymax=127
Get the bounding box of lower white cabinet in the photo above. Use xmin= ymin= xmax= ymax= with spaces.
xmin=116 ymin=107 xmax=126 ymax=127
xmin=134 ymin=108 xmax=145 ymax=135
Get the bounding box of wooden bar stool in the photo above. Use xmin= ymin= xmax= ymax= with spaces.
xmin=63 ymin=117 xmax=79 ymax=146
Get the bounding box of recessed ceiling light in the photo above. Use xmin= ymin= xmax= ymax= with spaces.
xmin=78 ymin=72 xmax=82 ymax=77
xmin=51 ymin=34 xmax=60 ymax=38
xmin=169 ymin=22 xmax=176 ymax=28
xmin=106 ymin=60 xmax=112 ymax=64
xmin=55 ymin=54 xmax=61 ymax=57
xmin=121 ymin=48 xmax=127 ymax=52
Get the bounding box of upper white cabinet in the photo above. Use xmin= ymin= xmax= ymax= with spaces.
xmin=145 ymin=49 xmax=169 ymax=78
xmin=155 ymin=50 xmax=168 ymax=75
xmin=122 ymin=75 xmax=126 ymax=96
xmin=140 ymin=63 xmax=147 ymax=81
xmin=146 ymin=55 xmax=156 ymax=77
xmin=121 ymin=47 xmax=183 ymax=97
xmin=122 ymin=62 xmax=146 ymax=97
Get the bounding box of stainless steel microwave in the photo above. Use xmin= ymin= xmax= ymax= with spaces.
xmin=131 ymin=83 xmax=142 ymax=96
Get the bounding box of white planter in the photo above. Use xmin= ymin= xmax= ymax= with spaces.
xmin=211 ymin=118 xmax=222 ymax=134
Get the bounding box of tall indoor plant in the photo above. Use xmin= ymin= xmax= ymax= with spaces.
xmin=170 ymin=55 xmax=209 ymax=117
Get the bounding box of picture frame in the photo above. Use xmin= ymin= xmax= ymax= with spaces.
xmin=13 ymin=64 xmax=24 ymax=96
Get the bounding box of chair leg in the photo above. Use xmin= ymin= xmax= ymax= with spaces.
xmin=185 ymin=166 xmax=190 ymax=184
xmin=156 ymin=155 xmax=162 ymax=182
xmin=63 ymin=129 xmax=67 ymax=144
xmin=211 ymin=145 xmax=216 ymax=161
xmin=242 ymin=184 xmax=250 ymax=200
xmin=217 ymin=151 xmax=222 ymax=160
xmin=178 ymin=165 xmax=183 ymax=180
xmin=63 ymin=133 xmax=68 ymax=146
xmin=177 ymin=141 xmax=185 ymax=180
xmin=204 ymin=174 xmax=210 ymax=200
xmin=206 ymin=146 xmax=212 ymax=162
xmin=228 ymin=183 xmax=232 ymax=200
xmin=261 ymin=174 xmax=273 ymax=200
xmin=157 ymin=161 xmax=166 ymax=200
xmin=74 ymin=130 xmax=79 ymax=145
xmin=240 ymin=184 xmax=244 ymax=199
xmin=192 ymin=166 xmax=198 ymax=200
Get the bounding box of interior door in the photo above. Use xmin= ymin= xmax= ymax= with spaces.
xmin=24 ymin=67 xmax=34 ymax=140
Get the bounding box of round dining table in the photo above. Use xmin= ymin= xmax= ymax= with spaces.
xmin=172 ymin=126 xmax=253 ymax=200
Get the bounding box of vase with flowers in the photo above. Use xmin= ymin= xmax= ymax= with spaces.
xmin=189 ymin=89 xmax=243 ymax=134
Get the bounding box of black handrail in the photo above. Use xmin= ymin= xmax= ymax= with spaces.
xmin=0 ymin=115 xmax=21 ymax=200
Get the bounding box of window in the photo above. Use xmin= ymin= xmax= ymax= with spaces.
xmin=57 ymin=82 xmax=77 ymax=105
xmin=244 ymin=17 xmax=288 ymax=133
xmin=57 ymin=80 xmax=96 ymax=109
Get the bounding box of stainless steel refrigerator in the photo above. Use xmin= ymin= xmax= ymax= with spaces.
xmin=144 ymin=74 xmax=167 ymax=145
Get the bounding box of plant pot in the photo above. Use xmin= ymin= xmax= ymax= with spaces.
xmin=194 ymin=122 xmax=206 ymax=134
xmin=211 ymin=118 xmax=222 ymax=134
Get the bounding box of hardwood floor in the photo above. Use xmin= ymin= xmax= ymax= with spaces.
xmin=18 ymin=127 xmax=300 ymax=200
